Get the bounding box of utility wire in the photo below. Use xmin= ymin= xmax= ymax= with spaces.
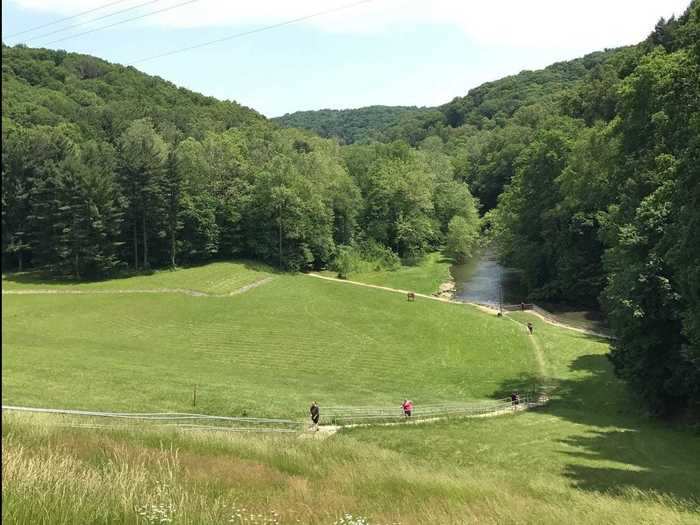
xmin=27 ymin=0 xmax=164 ymax=44
xmin=41 ymin=0 xmax=200 ymax=47
xmin=6 ymin=0 xmax=135 ymax=38
xmin=131 ymin=0 xmax=376 ymax=65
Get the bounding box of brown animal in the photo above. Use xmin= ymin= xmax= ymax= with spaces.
xmin=407 ymin=292 xmax=416 ymax=302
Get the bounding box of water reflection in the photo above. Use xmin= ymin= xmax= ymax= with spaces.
xmin=451 ymin=249 xmax=525 ymax=305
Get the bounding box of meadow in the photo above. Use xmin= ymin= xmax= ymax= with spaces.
xmin=321 ymin=252 xmax=453 ymax=296
xmin=2 ymin=261 xmax=274 ymax=295
xmin=2 ymin=262 xmax=699 ymax=524
xmin=2 ymin=262 xmax=534 ymax=418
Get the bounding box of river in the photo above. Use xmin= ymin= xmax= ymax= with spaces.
xmin=451 ymin=249 xmax=607 ymax=333
xmin=450 ymin=249 xmax=526 ymax=306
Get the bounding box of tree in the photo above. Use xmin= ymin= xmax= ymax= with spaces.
xmin=445 ymin=215 xmax=479 ymax=263
xmin=117 ymin=119 xmax=168 ymax=269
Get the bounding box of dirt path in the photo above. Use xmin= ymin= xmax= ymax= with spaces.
xmin=305 ymin=273 xmax=453 ymax=303
xmin=300 ymin=402 xmax=546 ymax=440
xmin=305 ymin=273 xmax=610 ymax=339
xmin=504 ymin=316 xmax=548 ymax=379
xmin=1 ymin=277 xmax=275 ymax=298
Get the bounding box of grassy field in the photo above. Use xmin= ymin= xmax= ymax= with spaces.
xmin=3 ymin=262 xmax=699 ymax=524
xmin=322 ymin=252 xmax=453 ymax=296
xmin=2 ymin=263 xmax=535 ymax=418
xmin=2 ymin=261 xmax=274 ymax=295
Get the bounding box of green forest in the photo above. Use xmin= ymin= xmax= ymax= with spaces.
xmin=273 ymin=105 xmax=434 ymax=145
xmin=2 ymin=1 xmax=699 ymax=418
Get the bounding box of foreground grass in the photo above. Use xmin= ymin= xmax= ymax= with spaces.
xmin=2 ymin=265 xmax=535 ymax=418
xmin=2 ymin=261 xmax=274 ymax=295
xmin=325 ymin=252 xmax=453 ymax=296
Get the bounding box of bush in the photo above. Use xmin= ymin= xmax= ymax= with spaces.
xmin=330 ymin=240 xmax=400 ymax=278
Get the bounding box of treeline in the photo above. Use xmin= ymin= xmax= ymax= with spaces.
xmin=488 ymin=4 xmax=700 ymax=417
xmin=1 ymin=45 xmax=479 ymax=277
xmin=274 ymin=105 xmax=434 ymax=145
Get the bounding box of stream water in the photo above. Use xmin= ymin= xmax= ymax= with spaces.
xmin=450 ymin=249 xmax=526 ymax=306
xmin=451 ymin=249 xmax=607 ymax=332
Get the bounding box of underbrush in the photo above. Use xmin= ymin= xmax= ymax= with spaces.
xmin=329 ymin=241 xmax=401 ymax=279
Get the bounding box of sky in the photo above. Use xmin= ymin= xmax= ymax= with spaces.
xmin=2 ymin=0 xmax=692 ymax=117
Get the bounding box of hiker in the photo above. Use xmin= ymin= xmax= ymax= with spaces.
xmin=309 ymin=401 xmax=320 ymax=430
xmin=402 ymin=399 xmax=413 ymax=418
xmin=527 ymin=322 xmax=533 ymax=335
xmin=511 ymin=392 xmax=520 ymax=407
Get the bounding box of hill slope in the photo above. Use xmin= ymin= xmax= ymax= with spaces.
xmin=273 ymin=105 xmax=433 ymax=144
xmin=1 ymin=44 xmax=263 ymax=142
xmin=2 ymin=263 xmax=536 ymax=417
xmin=3 ymin=266 xmax=699 ymax=524
xmin=272 ymin=48 xmax=627 ymax=145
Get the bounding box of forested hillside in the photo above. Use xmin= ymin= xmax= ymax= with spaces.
xmin=277 ymin=3 xmax=700 ymax=417
xmin=273 ymin=105 xmax=433 ymax=145
xmin=489 ymin=5 xmax=700 ymax=417
xmin=1 ymin=44 xmax=479 ymax=277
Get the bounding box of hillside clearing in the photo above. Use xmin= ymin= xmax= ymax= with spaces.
xmin=3 ymin=306 xmax=698 ymax=524
xmin=2 ymin=263 xmax=537 ymax=418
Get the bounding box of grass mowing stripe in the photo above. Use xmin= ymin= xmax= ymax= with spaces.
xmin=2 ymin=269 xmax=536 ymax=418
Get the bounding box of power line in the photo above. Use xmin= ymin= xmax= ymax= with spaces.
xmin=6 ymin=0 xmax=135 ymax=38
xmin=131 ymin=0 xmax=376 ymax=66
xmin=27 ymin=0 xmax=164 ymax=44
xmin=41 ymin=0 xmax=201 ymax=47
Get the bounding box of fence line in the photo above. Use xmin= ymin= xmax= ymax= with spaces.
xmin=322 ymin=393 xmax=548 ymax=425
xmin=1 ymin=405 xmax=303 ymax=433
xmin=3 ymin=392 xmax=551 ymax=432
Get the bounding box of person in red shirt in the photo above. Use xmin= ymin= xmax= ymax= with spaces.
xmin=402 ymin=399 xmax=413 ymax=418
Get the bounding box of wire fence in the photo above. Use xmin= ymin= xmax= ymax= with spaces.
xmin=3 ymin=390 xmax=551 ymax=432
xmin=321 ymin=392 xmax=548 ymax=425
xmin=1 ymin=405 xmax=303 ymax=433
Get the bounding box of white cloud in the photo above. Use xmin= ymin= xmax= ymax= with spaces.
xmin=12 ymin=0 xmax=692 ymax=50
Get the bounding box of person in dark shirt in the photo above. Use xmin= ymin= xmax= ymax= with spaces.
xmin=527 ymin=322 xmax=534 ymax=335
xmin=309 ymin=401 xmax=320 ymax=430
xmin=511 ymin=392 xmax=520 ymax=407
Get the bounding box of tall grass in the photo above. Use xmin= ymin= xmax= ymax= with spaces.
xmin=3 ymin=413 xmax=698 ymax=525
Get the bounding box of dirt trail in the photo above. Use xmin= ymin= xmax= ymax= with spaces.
xmin=305 ymin=273 xmax=453 ymax=303
xmin=300 ymin=402 xmax=545 ymax=440
xmin=504 ymin=316 xmax=548 ymax=379
xmin=305 ymin=273 xmax=610 ymax=339
xmin=1 ymin=277 xmax=274 ymax=298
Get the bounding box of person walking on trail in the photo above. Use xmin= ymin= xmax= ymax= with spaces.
xmin=402 ymin=399 xmax=413 ymax=418
xmin=309 ymin=401 xmax=320 ymax=431
xmin=511 ymin=391 xmax=520 ymax=407
xmin=527 ymin=322 xmax=534 ymax=335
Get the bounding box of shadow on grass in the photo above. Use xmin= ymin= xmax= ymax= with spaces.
xmin=2 ymin=258 xmax=281 ymax=287
xmin=492 ymin=345 xmax=700 ymax=510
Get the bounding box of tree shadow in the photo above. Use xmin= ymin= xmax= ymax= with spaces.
xmin=2 ymin=258 xmax=281 ymax=287
xmin=492 ymin=345 xmax=700 ymax=510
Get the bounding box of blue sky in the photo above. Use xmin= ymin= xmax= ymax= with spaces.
xmin=2 ymin=0 xmax=692 ymax=117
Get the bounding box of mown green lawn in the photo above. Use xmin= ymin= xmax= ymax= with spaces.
xmin=323 ymin=252 xmax=453 ymax=295
xmin=1 ymin=260 xmax=273 ymax=295
xmin=2 ymin=265 xmax=534 ymax=418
